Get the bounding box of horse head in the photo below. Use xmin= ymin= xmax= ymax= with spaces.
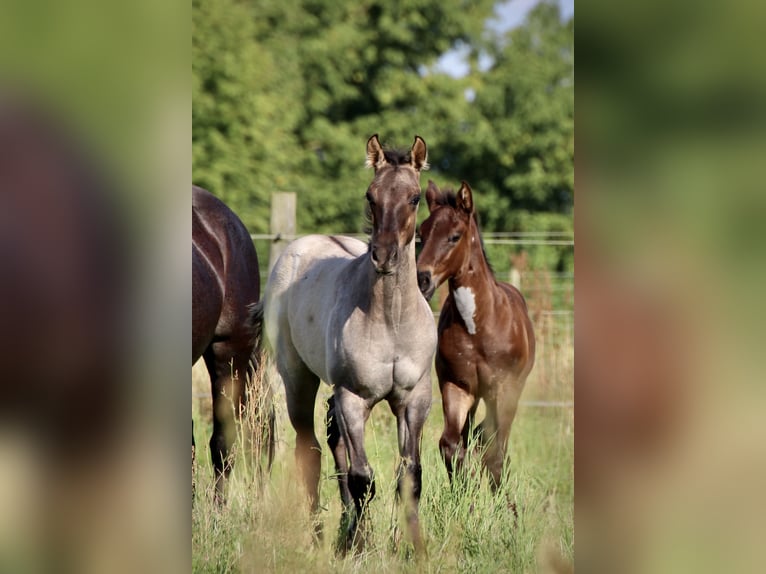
xmin=365 ymin=134 xmax=427 ymax=275
xmin=416 ymin=179 xmax=475 ymax=300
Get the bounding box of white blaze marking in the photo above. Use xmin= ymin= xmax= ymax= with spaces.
xmin=454 ymin=286 xmax=477 ymax=334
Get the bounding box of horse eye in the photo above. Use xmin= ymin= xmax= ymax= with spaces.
xmin=448 ymin=233 xmax=461 ymax=244
xmin=410 ymin=195 xmax=421 ymax=206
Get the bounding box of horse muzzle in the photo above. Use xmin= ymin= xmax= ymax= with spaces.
xmin=417 ymin=270 xmax=436 ymax=301
xmin=371 ymin=243 xmax=399 ymax=275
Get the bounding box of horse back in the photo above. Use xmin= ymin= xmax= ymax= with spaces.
xmin=263 ymin=234 xmax=367 ymax=382
xmin=192 ymin=186 xmax=260 ymax=358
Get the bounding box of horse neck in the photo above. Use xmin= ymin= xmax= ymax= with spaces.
xmin=448 ymin=220 xmax=496 ymax=297
xmin=367 ymin=241 xmax=421 ymax=325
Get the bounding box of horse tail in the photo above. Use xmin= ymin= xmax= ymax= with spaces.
xmin=246 ymin=299 xmax=266 ymax=402
xmin=246 ymin=300 xmax=276 ymax=473
xmin=247 ymin=300 xmax=264 ymax=349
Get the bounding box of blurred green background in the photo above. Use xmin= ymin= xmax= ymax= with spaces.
xmin=192 ymin=0 xmax=574 ymax=278
xmin=577 ymin=1 xmax=766 ymax=574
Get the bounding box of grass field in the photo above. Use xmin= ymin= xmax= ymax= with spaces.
xmin=192 ymin=318 xmax=573 ymax=573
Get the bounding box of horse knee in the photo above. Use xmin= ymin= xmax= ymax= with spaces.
xmin=439 ymin=434 xmax=461 ymax=473
xmin=348 ymin=469 xmax=375 ymax=510
xmin=472 ymin=421 xmax=486 ymax=445
xmin=294 ymin=431 xmax=321 ymax=507
xmin=295 ymin=432 xmax=320 ymax=467
xmin=397 ymin=461 xmax=423 ymax=500
xmin=326 ymin=396 xmax=341 ymax=450
xmin=411 ymin=462 xmax=422 ymax=499
xmin=484 ymin=450 xmax=505 ymax=490
xmin=209 ymin=431 xmax=231 ymax=475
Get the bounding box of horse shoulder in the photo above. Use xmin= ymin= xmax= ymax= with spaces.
xmin=437 ymin=301 xmax=477 ymax=363
xmin=400 ymin=295 xmax=438 ymax=371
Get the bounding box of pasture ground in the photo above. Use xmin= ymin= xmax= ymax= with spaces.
xmin=192 ymin=320 xmax=573 ymax=573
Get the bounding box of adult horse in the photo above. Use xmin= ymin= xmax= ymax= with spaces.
xmin=416 ymin=180 xmax=535 ymax=490
xmin=192 ymin=185 xmax=263 ymax=500
xmin=259 ymin=135 xmax=436 ymax=552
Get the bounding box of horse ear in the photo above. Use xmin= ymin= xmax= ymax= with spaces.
xmin=457 ymin=181 xmax=474 ymax=215
xmin=366 ymin=134 xmax=386 ymax=171
xmin=425 ymin=180 xmax=440 ymax=212
xmin=410 ymin=135 xmax=428 ymax=171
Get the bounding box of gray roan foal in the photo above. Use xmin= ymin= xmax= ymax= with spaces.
xmin=260 ymin=135 xmax=436 ymax=553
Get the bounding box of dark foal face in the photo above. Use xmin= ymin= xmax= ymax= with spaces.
xmin=365 ymin=134 xmax=427 ymax=274
xmin=416 ymin=180 xmax=474 ymax=300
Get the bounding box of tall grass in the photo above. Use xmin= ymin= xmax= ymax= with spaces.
xmin=192 ymin=323 xmax=573 ymax=573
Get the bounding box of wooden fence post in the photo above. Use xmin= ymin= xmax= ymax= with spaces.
xmin=268 ymin=192 xmax=296 ymax=273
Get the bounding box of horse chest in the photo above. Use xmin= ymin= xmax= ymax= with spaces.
xmin=438 ymin=295 xmax=521 ymax=376
xmin=331 ymin=313 xmax=433 ymax=399
xmin=453 ymin=286 xmax=478 ymax=335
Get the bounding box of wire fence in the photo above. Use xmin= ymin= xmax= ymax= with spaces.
xmin=193 ymin=309 xmax=573 ymax=408
xmin=251 ymin=232 xmax=574 ymax=309
xmin=251 ymin=232 xmax=574 ymax=246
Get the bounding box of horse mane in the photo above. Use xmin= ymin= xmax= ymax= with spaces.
xmin=438 ymin=189 xmax=495 ymax=276
xmin=363 ymin=206 xmax=372 ymax=236
xmin=381 ymin=146 xmax=429 ymax=170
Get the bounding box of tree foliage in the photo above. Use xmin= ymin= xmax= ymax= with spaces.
xmin=435 ymin=2 xmax=574 ymax=230
xmin=193 ymin=0 xmax=573 ymax=269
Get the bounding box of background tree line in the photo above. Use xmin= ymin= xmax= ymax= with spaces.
xmin=192 ymin=0 xmax=573 ymax=273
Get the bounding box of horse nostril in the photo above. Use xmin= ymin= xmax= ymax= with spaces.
xmin=371 ymin=245 xmax=379 ymax=263
xmin=417 ymin=271 xmax=431 ymax=293
xmin=390 ymin=246 xmax=399 ymax=265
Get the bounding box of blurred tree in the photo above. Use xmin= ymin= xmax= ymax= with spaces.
xmin=440 ymin=0 xmax=573 ymax=227
xmin=192 ymin=0 xmax=305 ymax=232
xmin=193 ymin=0 xmax=495 ymax=233
xmin=192 ymin=0 xmax=573 ymax=271
xmin=290 ymin=0 xmax=497 ymax=232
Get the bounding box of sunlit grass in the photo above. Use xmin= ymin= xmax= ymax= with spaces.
xmin=193 ymin=327 xmax=573 ymax=573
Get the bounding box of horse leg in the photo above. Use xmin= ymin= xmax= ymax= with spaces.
xmin=205 ymin=345 xmax=248 ymax=503
xmin=326 ymin=395 xmax=352 ymax=509
xmin=394 ymin=375 xmax=432 ymax=556
xmin=482 ymin=382 xmax=521 ymax=491
xmin=283 ymin=365 xmax=322 ymax=535
xmin=462 ymin=404 xmax=478 ymax=447
xmin=333 ymin=386 xmax=373 ymax=552
xmin=438 ymin=381 xmax=475 ymax=484
xmin=264 ymin=398 xmax=276 ymax=473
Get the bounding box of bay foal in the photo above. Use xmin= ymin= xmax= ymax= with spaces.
xmin=416 ymin=180 xmax=535 ymax=490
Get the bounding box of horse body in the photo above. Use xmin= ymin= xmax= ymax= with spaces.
xmin=268 ymin=235 xmax=433 ymax=404
xmin=417 ymin=180 xmax=535 ymax=489
xmin=262 ymin=135 xmax=435 ymax=551
xmin=192 ymin=185 xmax=261 ymax=499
